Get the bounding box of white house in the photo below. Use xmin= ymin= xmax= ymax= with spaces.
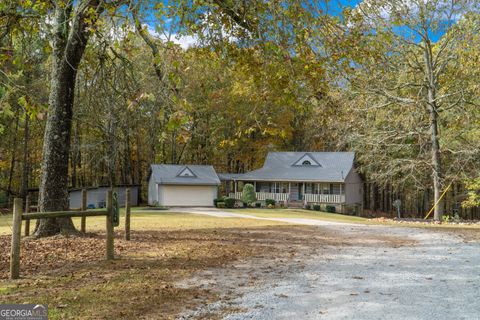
xmin=219 ymin=152 xmax=363 ymax=213
xmin=148 ymin=164 xmax=220 ymax=207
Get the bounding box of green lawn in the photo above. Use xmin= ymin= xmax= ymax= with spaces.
xmin=227 ymin=208 xmax=370 ymax=223
xmin=0 ymin=209 xmax=289 ymax=236
xmin=1 ymin=207 xmax=479 ymax=236
xmin=225 ymin=208 xmax=480 ymax=229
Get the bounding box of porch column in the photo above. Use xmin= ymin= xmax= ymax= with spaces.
xmin=254 ymin=181 xmax=257 ymax=192
xmin=234 ymin=181 xmax=237 ymax=194
xmin=340 ymin=183 xmax=344 ymax=203
xmin=288 ymin=182 xmax=291 ymax=201
xmin=302 ymin=182 xmax=305 ymax=201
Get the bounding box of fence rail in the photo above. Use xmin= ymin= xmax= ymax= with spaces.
xmin=21 ymin=210 xmax=108 ymax=220
xmin=229 ymin=192 xmax=290 ymax=202
xmin=304 ymin=193 xmax=345 ymax=204
xmin=10 ymin=190 xmax=117 ymax=280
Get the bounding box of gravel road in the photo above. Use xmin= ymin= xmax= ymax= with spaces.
xmin=175 ymin=208 xmax=480 ymax=320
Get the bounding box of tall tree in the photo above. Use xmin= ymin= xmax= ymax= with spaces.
xmin=35 ymin=0 xmax=104 ymax=236
xmin=331 ymin=0 xmax=480 ymax=220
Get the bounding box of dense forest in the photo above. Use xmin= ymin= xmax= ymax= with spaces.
xmin=1 ymin=0 xmax=479 ymax=227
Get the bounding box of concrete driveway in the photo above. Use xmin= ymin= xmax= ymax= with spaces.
xmin=169 ymin=207 xmax=357 ymax=226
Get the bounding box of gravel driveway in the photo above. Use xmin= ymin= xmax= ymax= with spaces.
xmin=175 ymin=208 xmax=480 ymax=320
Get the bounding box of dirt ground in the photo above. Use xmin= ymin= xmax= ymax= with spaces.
xmin=0 ymin=224 xmax=397 ymax=319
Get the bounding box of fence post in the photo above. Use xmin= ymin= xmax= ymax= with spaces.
xmin=106 ymin=190 xmax=114 ymax=260
xmin=10 ymin=198 xmax=23 ymax=279
xmin=81 ymin=189 xmax=87 ymax=233
xmin=24 ymin=195 xmax=30 ymax=236
xmin=125 ymin=188 xmax=131 ymax=241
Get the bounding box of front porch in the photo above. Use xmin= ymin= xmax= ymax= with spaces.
xmin=227 ymin=181 xmax=345 ymax=204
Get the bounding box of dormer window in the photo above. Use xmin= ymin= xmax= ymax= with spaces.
xmin=177 ymin=167 xmax=196 ymax=178
xmin=292 ymin=153 xmax=321 ymax=167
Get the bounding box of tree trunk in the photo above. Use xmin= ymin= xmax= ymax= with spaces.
xmin=20 ymin=111 xmax=29 ymax=202
xmin=424 ymin=39 xmax=444 ymax=221
xmin=7 ymin=109 xmax=19 ymax=203
xmin=71 ymin=121 xmax=80 ymax=188
xmin=35 ymin=0 xmax=102 ymax=237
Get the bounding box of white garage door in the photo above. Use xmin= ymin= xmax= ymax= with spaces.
xmin=160 ymin=185 xmax=217 ymax=206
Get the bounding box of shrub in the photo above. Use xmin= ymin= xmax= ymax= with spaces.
xmin=304 ymin=204 xmax=311 ymax=210
xmin=313 ymin=204 xmax=321 ymax=211
xmin=255 ymin=202 xmax=261 ymax=208
xmin=326 ymin=205 xmax=336 ymax=213
xmin=442 ymin=214 xmax=451 ymax=223
xmin=265 ymin=199 xmax=276 ymax=207
xmin=217 ymin=202 xmax=226 ymax=208
xmin=224 ymin=197 xmax=236 ymax=208
xmin=267 ymin=203 xmax=275 ymax=209
xmin=241 ymin=184 xmax=257 ymax=206
xmin=214 ymin=197 xmax=225 ymax=207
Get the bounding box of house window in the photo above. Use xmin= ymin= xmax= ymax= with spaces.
xmin=178 ymin=167 xmax=195 ymax=177
xmin=305 ymin=183 xmax=314 ymax=194
xmin=302 ymin=160 xmax=311 ymax=165
xmin=331 ymin=184 xmax=341 ymax=195
xmin=268 ymin=182 xmax=287 ymax=193
xmin=314 ymin=183 xmax=321 ymax=194
xmin=272 ymin=183 xmax=280 ymax=193
xmin=322 ymin=183 xmax=330 ymax=195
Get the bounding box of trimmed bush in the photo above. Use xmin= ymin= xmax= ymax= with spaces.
xmin=214 ymin=197 xmax=225 ymax=207
xmin=255 ymin=202 xmax=261 ymax=208
xmin=217 ymin=202 xmax=226 ymax=208
xmin=265 ymin=199 xmax=276 ymax=207
xmin=224 ymin=197 xmax=236 ymax=208
xmin=241 ymin=184 xmax=257 ymax=206
xmin=304 ymin=204 xmax=311 ymax=210
xmin=267 ymin=203 xmax=275 ymax=209
xmin=326 ymin=205 xmax=336 ymax=213
xmin=313 ymin=204 xmax=321 ymax=211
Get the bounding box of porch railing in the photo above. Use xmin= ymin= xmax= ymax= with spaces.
xmin=304 ymin=193 xmax=345 ymax=204
xmin=229 ymin=192 xmax=289 ymax=202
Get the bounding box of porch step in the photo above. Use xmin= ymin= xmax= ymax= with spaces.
xmin=288 ymin=201 xmax=304 ymax=208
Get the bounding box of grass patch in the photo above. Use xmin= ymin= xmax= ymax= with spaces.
xmin=0 ymin=210 xmax=288 ymax=236
xmin=0 ymin=284 xmax=15 ymax=294
xmin=227 ymin=208 xmax=369 ymax=223
xmin=226 ymin=208 xmax=480 ymax=230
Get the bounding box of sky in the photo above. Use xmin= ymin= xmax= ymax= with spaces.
xmin=141 ymin=0 xmax=365 ymax=48
xmin=145 ymin=0 xmax=454 ymax=48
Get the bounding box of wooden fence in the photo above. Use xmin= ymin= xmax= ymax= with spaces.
xmin=9 ymin=189 xmax=131 ymax=280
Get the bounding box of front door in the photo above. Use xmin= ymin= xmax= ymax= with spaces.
xmin=290 ymin=183 xmax=299 ymax=201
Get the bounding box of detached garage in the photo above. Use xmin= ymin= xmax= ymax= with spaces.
xmin=148 ymin=164 xmax=220 ymax=207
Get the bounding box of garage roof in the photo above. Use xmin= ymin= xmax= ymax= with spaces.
xmin=150 ymin=164 xmax=221 ymax=185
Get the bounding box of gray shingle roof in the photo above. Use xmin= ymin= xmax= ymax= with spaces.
xmin=150 ymin=164 xmax=220 ymax=185
xmin=234 ymin=152 xmax=355 ymax=182
xmin=217 ymin=173 xmax=245 ymax=181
